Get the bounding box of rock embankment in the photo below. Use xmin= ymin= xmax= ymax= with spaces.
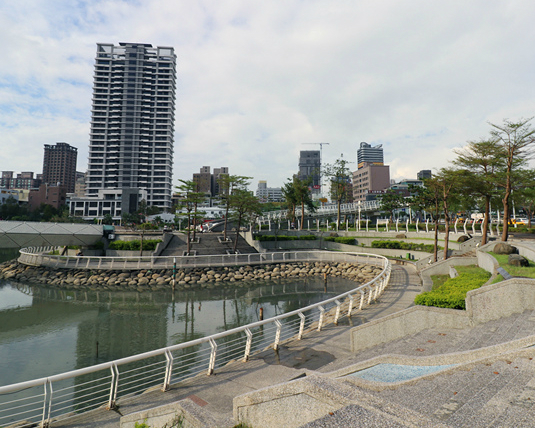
xmin=0 ymin=260 xmax=384 ymax=292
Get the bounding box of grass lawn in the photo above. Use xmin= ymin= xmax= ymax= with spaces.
xmin=489 ymin=251 xmax=535 ymax=281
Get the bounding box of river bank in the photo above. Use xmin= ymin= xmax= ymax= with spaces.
xmin=0 ymin=259 xmax=383 ymax=292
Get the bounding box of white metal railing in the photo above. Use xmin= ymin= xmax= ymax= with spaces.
xmin=0 ymin=252 xmax=391 ymax=427
xmin=19 ymin=248 xmax=379 ymax=271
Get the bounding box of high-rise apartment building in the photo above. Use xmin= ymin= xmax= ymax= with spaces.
xmin=357 ymin=142 xmax=383 ymax=169
xmin=42 ymin=142 xmax=78 ymax=193
xmin=298 ymin=151 xmax=321 ymax=191
xmin=192 ymin=166 xmax=229 ymax=197
xmin=86 ymin=42 xmax=177 ymax=209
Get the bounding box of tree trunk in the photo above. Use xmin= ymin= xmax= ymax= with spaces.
xmin=233 ymin=213 xmax=243 ymax=252
xmin=501 ymin=189 xmax=511 ymax=241
xmin=482 ymin=196 xmax=490 ymax=245
xmin=433 ymin=218 xmax=439 ymax=263
xmin=300 ymin=201 xmax=305 ymax=230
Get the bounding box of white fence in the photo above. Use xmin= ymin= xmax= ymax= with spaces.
xmin=0 ymin=251 xmax=391 ymax=427
xmin=20 ymin=247 xmax=380 ymax=271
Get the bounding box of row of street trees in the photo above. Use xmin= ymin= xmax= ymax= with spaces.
xmin=175 ymin=175 xmax=262 ymax=253
xmin=378 ymin=118 xmax=535 ymax=262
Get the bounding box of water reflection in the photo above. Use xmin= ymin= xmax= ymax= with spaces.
xmin=0 ymin=275 xmax=356 ymax=387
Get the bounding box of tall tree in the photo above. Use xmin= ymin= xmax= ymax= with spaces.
xmin=324 ymin=155 xmax=352 ymax=227
xmin=218 ymin=175 xmax=251 ymax=240
xmin=294 ymin=176 xmax=316 ymax=230
xmin=229 ymin=188 xmax=262 ymax=252
xmin=453 ymin=138 xmax=504 ymax=245
xmin=281 ymin=179 xmax=297 ymax=226
xmin=176 ymin=180 xmax=205 ymax=254
xmin=377 ymin=190 xmax=406 ymax=223
xmin=489 ymin=118 xmax=535 ymax=241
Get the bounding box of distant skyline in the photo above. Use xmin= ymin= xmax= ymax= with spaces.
xmin=2 ymin=1 xmax=535 ymax=190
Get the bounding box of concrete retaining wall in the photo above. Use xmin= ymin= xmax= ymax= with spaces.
xmin=350 ymin=277 xmax=535 ymax=353
xmin=350 ymin=306 xmax=471 ymax=353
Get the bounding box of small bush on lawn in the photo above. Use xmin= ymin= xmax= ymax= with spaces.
xmin=415 ymin=266 xmax=490 ymax=309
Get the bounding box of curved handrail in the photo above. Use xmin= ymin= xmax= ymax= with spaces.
xmin=0 ymin=251 xmax=391 ymax=427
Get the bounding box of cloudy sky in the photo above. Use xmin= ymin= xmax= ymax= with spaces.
xmin=1 ymin=0 xmax=535 ymax=191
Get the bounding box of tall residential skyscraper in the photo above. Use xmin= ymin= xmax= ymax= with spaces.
xmin=298 ymin=150 xmax=321 ymax=192
xmin=86 ymin=42 xmax=177 ymax=208
xmin=42 ymin=142 xmax=78 ymax=193
xmin=357 ymin=142 xmax=383 ymax=169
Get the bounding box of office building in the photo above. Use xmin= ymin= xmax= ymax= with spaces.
xmin=0 ymin=171 xmax=42 ymax=190
xmin=42 ymin=143 xmax=78 ymax=193
xmin=357 ymin=142 xmax=384 ymax=169
xmin=298 ymin=151 xmax=321 ymax=192
xmin=417 ymin=170 xmax=432 ymax=180
xmin=86 ymin=42 xmax=177 ymax=209
xmin=256 ymin=181 xmax=283 ymax=203
xmin=192 ymin=166 xmax=229 ymax=197
xmin=352 ymin=163 xmax=390 ymax=202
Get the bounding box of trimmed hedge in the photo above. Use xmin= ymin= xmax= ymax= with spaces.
xmin=414 ymin=268 xmax=490 ymax=309
xmin=371 ymin=240 xmax=437 ymax=253
xmin=324 ymin=236 xmax=357 ymax=245
xmin=254 ymin=235 xmax=317 ymax=241
xmin=108 ymin=239 xmax=162 ymax=251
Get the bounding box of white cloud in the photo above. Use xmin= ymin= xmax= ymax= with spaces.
xmin=2 ymin=0 xmax=535 ymax=191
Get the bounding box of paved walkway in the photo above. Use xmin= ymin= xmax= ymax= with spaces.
xmin=52 ymin=263 xmax=422 ymax=427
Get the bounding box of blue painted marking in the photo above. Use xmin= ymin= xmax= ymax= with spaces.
xmin=346 ymin=363 xmax=457 ymax=383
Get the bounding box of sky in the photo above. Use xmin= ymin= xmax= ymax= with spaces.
xmin=2 ymin=0 xmax=535 ymax=191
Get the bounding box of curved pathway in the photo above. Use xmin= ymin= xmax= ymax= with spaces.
xmin=52 ymin=263 xmax=421 ymax=428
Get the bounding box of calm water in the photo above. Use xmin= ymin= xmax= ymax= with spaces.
xmin=0 ymin=266 xmax=357 ymax=388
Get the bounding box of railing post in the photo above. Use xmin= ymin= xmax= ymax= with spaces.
xmin=42 ymin=380 xmax=50 ymax=428
xmin=207 ymin=338 xmax=217 ymax=375
xmin=273 ymin=320 xmax=282 ymax=350
xmin=334 ymin=299 xmax=341 ymax=325
xmin=107 ymin=364 xmax=119 ymax=410
xmin=317 ymin=305 xmax=325 ymax=331
xmin=367 ymin=285 xmax=374 ymax=304
xmin=162 ymin=350 xmax=173 ymax=391
xmin=243 ymin=328 xmax=253 ymax=362
xmin=347 ymin=294 xmax=354 ymax=317
xmin=298 ymin=312 xmax=306 ymax=340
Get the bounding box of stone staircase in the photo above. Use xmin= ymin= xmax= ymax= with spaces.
xmin=159 ymin=232 xmax=257 ymax=256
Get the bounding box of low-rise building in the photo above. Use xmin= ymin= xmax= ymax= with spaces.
xmin=256 ymin=181 xmax=283 ymax=203
xmin=68 ymin=188 xmax=147 ymax=221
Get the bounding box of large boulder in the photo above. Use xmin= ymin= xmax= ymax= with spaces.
xmin=494 ymin=243 xmax=517 ymax=255
xmin=508 ymin=254 xmax=529 ymax=267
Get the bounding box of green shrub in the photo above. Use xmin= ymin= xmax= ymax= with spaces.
xmin=324 ymin=236 xmax=356 ymax=245
xmin=299 ymin=235 xmax=317 ymax=240
xmin=415 ymin=267 xmax=490 ymax=309
xmin=254 ymin=235 xmax=298 ymax=241
xmin=108 ymin=239 xmax=162 ymax=251
xmin=371 ymin=240 xmax=437 ymax=253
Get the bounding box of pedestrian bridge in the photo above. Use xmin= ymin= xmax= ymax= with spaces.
xmin=0 ymin=221 xmax=103 ymax=248
xmin=259 ymin=200 xmax=384 ymax=222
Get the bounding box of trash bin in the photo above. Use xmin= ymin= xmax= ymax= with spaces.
xmin=407 ymin=253 xmax=411 ymax=259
